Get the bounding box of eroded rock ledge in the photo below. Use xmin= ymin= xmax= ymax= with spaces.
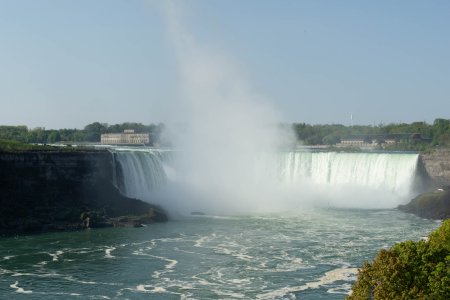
xmin=420 ymin=149 xmax=450 ymax=187
xmin=0 ymin=150 xmax=167 ymax=235
xmin=398 ymin=187 xmax=450 ymax=220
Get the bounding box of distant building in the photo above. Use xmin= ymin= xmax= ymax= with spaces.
xmin=336 ymin=135 xmax=386 ymax=148
xmin=101 ymin=130 xmax=150 ymax=145
xmin=336 ymin=133 xmax=430 ymax=149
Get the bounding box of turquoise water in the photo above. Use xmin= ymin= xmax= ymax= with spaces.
xmin=0 ymin=209 xmax=438 ymax=299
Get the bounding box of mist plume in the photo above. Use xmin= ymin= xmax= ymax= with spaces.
xmin=160 ymin=1 xmax=290 ymax=215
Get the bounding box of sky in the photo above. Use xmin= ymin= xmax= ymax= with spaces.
xmin=0 ymin=0 xmax=449 ymax=129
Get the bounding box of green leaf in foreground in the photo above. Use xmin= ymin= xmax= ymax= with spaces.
xmin=348 ymin=219 xmax=450 ymax=299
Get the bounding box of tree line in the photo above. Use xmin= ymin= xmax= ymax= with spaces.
xmin=0 ymin=122 xmax=165 ymax=145
xmin=1 ymin=118 xmax=450 ymax=150
xmin=292 ymin=118 xmax=450 ymax=150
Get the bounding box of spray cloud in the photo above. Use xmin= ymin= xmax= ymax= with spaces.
xmin=159 ymin=2 xmax=292 ymax=215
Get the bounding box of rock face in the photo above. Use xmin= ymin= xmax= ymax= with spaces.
xmin=402 ymin=150 xmax=450 ymax=220
xmin=398 ymin=189 xmax=450 ymax=220
xmin=420 ymin=149 xmax=450 ymax=187
xmin=0 ymin=150 xmax=167 ymax=234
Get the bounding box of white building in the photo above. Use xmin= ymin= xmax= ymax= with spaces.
xmin=101 ymin=130 xmax=150 ymax=145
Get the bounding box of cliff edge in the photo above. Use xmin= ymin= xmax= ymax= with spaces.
xmin=420 ymin=149 xmax=450 ymax=187
xmin=398 ymin=150 xmax=450 ymax=220
xmin=0 ymin=150 xmax=167 ymax=235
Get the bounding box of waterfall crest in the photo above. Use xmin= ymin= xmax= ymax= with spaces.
xmin=112 ymin=149 xmax=170 ymax=201
xmin=111 ymin=149 xmax=426 ymax=210
xmin=277 ymin=152 xmax=421 ymax=196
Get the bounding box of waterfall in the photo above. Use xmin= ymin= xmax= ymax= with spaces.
xmin=276 ymin=152 xmax=423 ymax=197
xmin=111 ymin=148 xmax=426 ymax=209
xmin=112 ymin=148 xmax=171 ymax=201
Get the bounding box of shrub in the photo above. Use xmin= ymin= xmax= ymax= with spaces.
xmin=348 ymin=219 xmax=450 ymax=299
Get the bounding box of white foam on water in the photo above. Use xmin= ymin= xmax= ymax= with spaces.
xmin=33 ymin=261 xmax=48 ymax=267
xmin=104 ymin=246 xmax=116 ymax=258
xmin=174 ymin=247 xmax=197 ymax=255
xmin=12 ymin=271 xmax=59 ymax=278
xmin=48 ymin=250 xmax=64 ymax=262
xmin=228 ymin=278 xmax=251 ymax=285
xmin=10 ymin=281 xmax=33 ymax=294
xmin=64 ymin=275 xmax=97 ymax=285
xmin=212 ymin=289 xmax=246 ymax=299
xmin=233 ymin=253 xmax=254 ymax=261
xmin=306 ymin=267 xmax=358 ymax=288
xmin=256 ymin=267 xmax=358 ymax=299
xmin=136 ymin=284 xmax=166 ymax=293
xmin=153 ymin=286 xmax=167 ymax=293
xmin=274 ymin=257 xmax=312 ymax=272
xmin=190 ymin=270 xmax=219 ymax=286
xmin=47 ymin=292 xmax=83 ymax=297
xmin=194 ymin=235 xmax=209 ymax=247
xmin=147 ymin=254 xmax=178 ymax=278
xmin=136 ymin=284 xmax=149 ymax=292
xmin=327 ymin=283 xmax=354 ymax=295
xmin=166 ymin=258 xmax=178 ymax=269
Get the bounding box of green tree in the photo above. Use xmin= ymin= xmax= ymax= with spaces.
xmin=348 ymin=219 xmax=450 ymax=299
xmin=47 ymin=131 xmax=61 ymax=143
xmin=83 ymin=122 xmax=108 ymax=142
xmin=27 ymin=127 xmax=48 ymax=143
xmin=322 ymin=134 xmax=340 ymax=145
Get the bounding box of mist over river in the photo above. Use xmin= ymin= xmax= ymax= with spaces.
xmin=0 ymin=208 xmax=439 ymax=299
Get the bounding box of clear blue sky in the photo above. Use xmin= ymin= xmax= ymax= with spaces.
xmin=0 ymin=0 xmax=449 ymax=129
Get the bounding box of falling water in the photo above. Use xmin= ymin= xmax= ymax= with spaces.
xmin=112 ymin=148 xmax=426 ymax=213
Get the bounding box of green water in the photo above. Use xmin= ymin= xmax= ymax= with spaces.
xmin=0 ymin=209 xmax=439 ymax=299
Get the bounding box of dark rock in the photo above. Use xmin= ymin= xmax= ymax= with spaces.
xmin=0 ymin=150 xmax=167 ymax=235
xmin=398 ymin=189 xmax=450 ymax=220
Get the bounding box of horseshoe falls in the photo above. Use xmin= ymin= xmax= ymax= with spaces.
xmin=111 ymin=148 xmax=427 ymax=213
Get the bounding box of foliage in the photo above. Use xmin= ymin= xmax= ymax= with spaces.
xmin=348 ymin=219 xmax=450 ymax=299
xmin=291 ymin=119 xmax=450 ymax=150
xmin=0 ymin=122 xmax=165 ymax=145
xmin=0 ymin=139 xmax=84 ymax=152
xmin=0 ymin=125 xmax=28 ymax=142
xmin=1 ymin=118 xmax=450 ymax=150
xmin=0 ymin=139 xmax=54 ymax=151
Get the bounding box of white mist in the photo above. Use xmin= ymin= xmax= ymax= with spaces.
xmin=158 ymin=1 xmax=293 ymax=215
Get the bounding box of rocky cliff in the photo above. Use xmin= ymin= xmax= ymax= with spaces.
xmin=420 ymin=149 xmax=450 ymax=187
xmin=398 ymin=188 xmax=450 ymax=220
xmin=399 ymin=150 xmax=450 ymax=220
xmin=0 ymin=150 xmax=167 ymax=234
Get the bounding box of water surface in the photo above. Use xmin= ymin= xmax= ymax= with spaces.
xmin=0 ymin=209 xmax=438 ymax=299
